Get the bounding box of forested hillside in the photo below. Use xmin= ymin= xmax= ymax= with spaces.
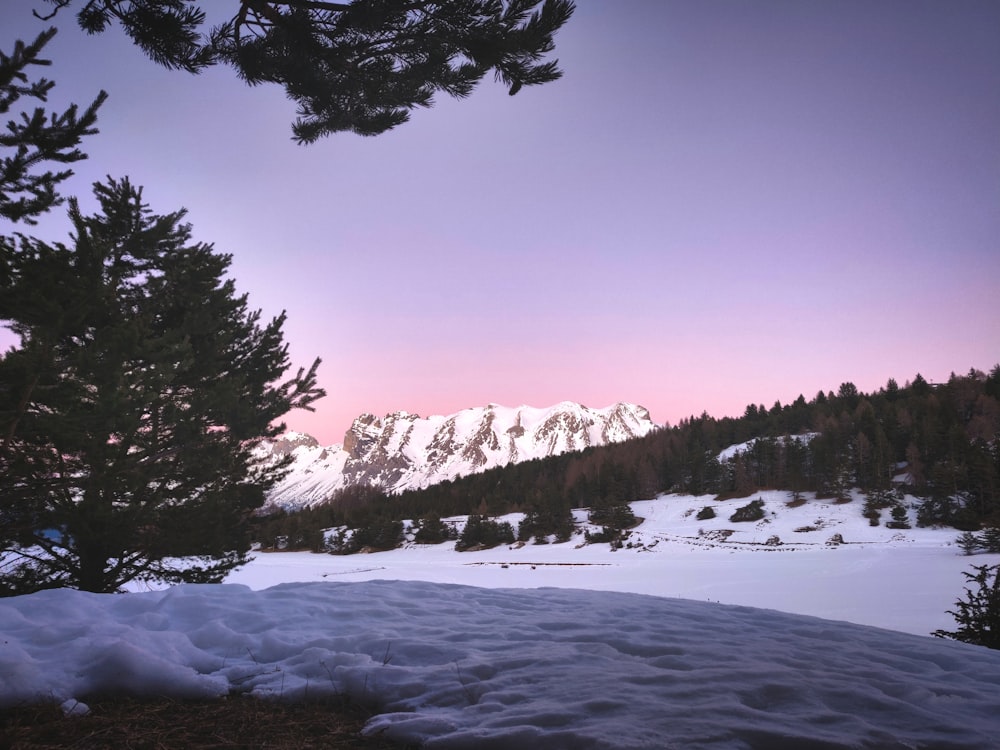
xmin=253 ymin=367 xmax=1000 ymax=549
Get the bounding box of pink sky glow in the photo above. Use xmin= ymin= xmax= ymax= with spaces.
xmin=2 ymin=1 xmax=998 ymax=444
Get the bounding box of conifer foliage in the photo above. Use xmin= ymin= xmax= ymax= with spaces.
xmin=933 ymin=564 xmax=1000 ymax=650
xmin=37 ymin=0 xmax=575 ymax=141
xmin=0 ymin=178 xmax=323 ymax=594
xmin=455 ymin=514 xmax=515 ymax=551
xmin=0 ymin=27 xmax=106 ymax=223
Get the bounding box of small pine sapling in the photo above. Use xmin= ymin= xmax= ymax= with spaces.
xmin=886 ymin=504 xmax=911 ymax=529
xmin=956 ymin=531 xmax=983 ymax=556
xmin=981 ymin=526 xmax=1000 ymax=554
xmin=932 ymin=564 xmax=1000 ymax=650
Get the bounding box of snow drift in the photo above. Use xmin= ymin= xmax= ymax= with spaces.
xmin=2 ymin=580 xmax=999 ymax=749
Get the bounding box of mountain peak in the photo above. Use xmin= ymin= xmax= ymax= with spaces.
xmin=261 ymin=401 xmax=656 ymax=510
xmin=266 ymin=431 xmax=319 ymax=459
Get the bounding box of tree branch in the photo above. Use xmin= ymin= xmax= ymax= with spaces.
xmin=269 ymin=0 xmax=353 ymax=11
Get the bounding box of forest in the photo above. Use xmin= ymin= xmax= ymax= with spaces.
xmin=252 ymin=367 xmax=1000 ymax=552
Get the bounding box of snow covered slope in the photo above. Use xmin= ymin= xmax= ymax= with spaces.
xmin=260 ymin=402 xmax=655 ymax=509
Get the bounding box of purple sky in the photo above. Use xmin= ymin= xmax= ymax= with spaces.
xmin=3 ymin=1 xmax=999 ymax=444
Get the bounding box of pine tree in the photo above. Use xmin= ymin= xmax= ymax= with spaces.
xmin=35 ymin=0 xmax=574 ymax=141
xmin=518 ymin=504 xmax=574 ymax=544
xmin=932 ymin=564 xmax=1000 ymax=650
xmin=413 ymin=513 xmax=452 ymax=544
xmin=887 ymin=503 xmax=910 ymax=529
xmin=982 ymin=526 xmax=1000 ymax=554
xmin=1 ymin=27 xmax=106 ymax=224
xmin=340 ymin=519 xmax=403 ymax=553
xmin=956 ymin=531 xmax=982 ymax=556
xmin=0 ymin=177 xmax=323 ymax=594
xmin=456 ymin=514 xmax=514 ymax=551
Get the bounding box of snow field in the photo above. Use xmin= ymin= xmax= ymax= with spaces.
xmin=232 ymin=491 xmax=990 ymax=636
xmin=3 ymin=490 xmax=999 ymax=748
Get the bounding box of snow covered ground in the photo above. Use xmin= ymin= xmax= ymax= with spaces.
xmin=233 ymin=490 xmax=989 ymax=637
xmin=3 ymin=491 xmax=1000 ymax=748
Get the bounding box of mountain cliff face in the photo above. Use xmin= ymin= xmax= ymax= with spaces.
xmin=259 ymin=402 xmax=656 ymax=510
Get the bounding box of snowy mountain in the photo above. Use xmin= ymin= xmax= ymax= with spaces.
xmin=259 ymin=401 xmax=655 ymax=509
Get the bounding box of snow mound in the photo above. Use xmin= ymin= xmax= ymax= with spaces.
xmin=2 ymin=581 xmax=998 ymax=749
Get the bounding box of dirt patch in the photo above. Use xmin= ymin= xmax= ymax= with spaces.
xmin=1 ymin=696 xmax=414 ymax=750
xmin=699 ymin=529 xmax=736 ymax=542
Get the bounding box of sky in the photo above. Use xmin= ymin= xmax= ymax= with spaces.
xmin=2 ymin=1 xmax=998 ymax=444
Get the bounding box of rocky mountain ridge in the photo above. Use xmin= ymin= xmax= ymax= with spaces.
xmin=259 ymin=401 xmax=656 ymax=510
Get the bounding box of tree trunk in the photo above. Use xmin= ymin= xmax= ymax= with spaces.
xmin=76 ymin=538 xmax=109 ymax=593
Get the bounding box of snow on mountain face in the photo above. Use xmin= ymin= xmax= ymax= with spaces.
xmin=260 ymin=402 xmax=655 ymax=510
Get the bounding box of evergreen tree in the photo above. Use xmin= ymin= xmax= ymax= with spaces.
xmin=982 ymin=526 xmax=1000 ymax=554
xmin=587 ymin=497 xmax=636 ymax=532
xmin=884 ymin=378 xmax=899 ymax=401
xmin=836 ymin=382 xmax=860 ymax=410
xmin=933 ymin=564 xmax=1000 ymax=650
xmin=36 ymin=0 xmax=574 ymax=141
xmin=1 ymin=27 xmax=106 ymax=223
xmin=412 ymin=513 xmax=453 ymax=544
xmin=456 ymin=514 xmax=514 ymax=551
xmin=0 ymin=178 xmax=323 ymax=594
xmin=956 ymin=531 xmax=983 ymax=556
xmin=334 ymin=518 xmax=403 ymax=553
xmin=986 ymin=365 xmax=1000 ymax=401
xmin=887 ymin=503 xmax=910 ymax=529
xmin=518 ymin=504 xmax=574 ymax=544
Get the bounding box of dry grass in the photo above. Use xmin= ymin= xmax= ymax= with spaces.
xmin=0 ymin=696 xmax=418 ymax=749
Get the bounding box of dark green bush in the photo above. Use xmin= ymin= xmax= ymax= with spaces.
xmin=518 ymin=507 xmax=575 ymax=544
xmin=729 ymin=498 xmax=765 ymax=523
xmin=588 ymin=503 xmax=636 ymax=530
xmin=328 ymin=520 xmax=403 ymax=554
xmin=456 ymin=515 xmax=515 ymax=551
xmin=412 ymin=515 xmax=455 ymax=544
